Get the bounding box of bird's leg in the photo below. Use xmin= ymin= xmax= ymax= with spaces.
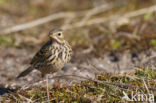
xmin=41 ymin=77 xmax=44 ymax=83
xmin=51 ymin=73 xmax=55 ymax=81
xmin=51 ymin=73 xmax=60 ymax=88
xmin=41 ymin=74 xmax=46 ymax=89
xmin=46 ymin=75 xmax=50 ymax=101
xmin=41 ymin=74 xmax=50 ymax=100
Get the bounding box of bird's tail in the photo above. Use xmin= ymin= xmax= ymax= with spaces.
xmin=16 ymin=66 xmax=33 ymax=78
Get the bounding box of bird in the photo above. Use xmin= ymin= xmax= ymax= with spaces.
xmin=17 ymin=29 xmax=72 ymax=79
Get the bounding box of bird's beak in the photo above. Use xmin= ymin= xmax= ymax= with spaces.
xmin=50 ymin=35 xmax=54 ymax=38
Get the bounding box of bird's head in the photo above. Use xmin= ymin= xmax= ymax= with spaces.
xmin=49 ymin=29 xmax=65 ymax=44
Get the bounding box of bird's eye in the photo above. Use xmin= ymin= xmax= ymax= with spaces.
xmin=58 ymin=33 xmax=61 ymax=36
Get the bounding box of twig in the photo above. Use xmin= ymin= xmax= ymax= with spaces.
xmin=50 ymin=74 xmax=156 ymax=91
xmin=19 ymin=72 xmax=156 ymax=92
xmin=123 ymin=5 xmax=156 ymax=18
xmin=0 ymin=3 xmax=119 ymax=35
xmin=42 ymin=98 xmax=55 ymax=103
xmin=61 ymin=15 xmax=75 ymax=29
xmin=0 ymin=12 xmax=76 ymax=34
xmin=8 ymin=93 xmax=19 ymax=102
xmin=78 ymin=3 xmax=114 ymax=26
xmin=81 ymin=46 xmax=94 ymax=54
xmin=64 ymin=5 xmax=156 ymax=30
xmin=18 ymin=94 xmax=33 ymax=103
xmin=0 ymin=3 xmax=113 ymax=35
xmin=33 ymin=95 xmax=48 ymax=103
xmin=142 ymin=79 xmax=153 ymax=103
xmin=2 ymin=4 xmax=155 ymax=35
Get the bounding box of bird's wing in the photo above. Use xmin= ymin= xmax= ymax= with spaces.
xmin=30 ymin=40 xmax=52 ymax=65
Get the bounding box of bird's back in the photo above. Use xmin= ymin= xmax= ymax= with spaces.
xmin=30 ymin=40 xmax=52 ymax=66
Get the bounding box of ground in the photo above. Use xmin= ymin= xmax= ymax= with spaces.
xmin=0 ymin=0 xmax=156 ymax=102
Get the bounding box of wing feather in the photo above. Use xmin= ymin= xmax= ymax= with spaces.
xmin=30 ymin=40 xmax=52 ymax=65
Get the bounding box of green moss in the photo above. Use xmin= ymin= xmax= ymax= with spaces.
xmin=110 ymin=39 xmax=122 ymax=50
xmin=135 ymin=67 xmax=156 ymax=79
xmin=33 ymin=93 xmax=41 ymax=98
xmin=0 ymin=34 xmax=15 ymax=47
xmin=150 ymin=39 xmax=156 ymax=46
xmin=0 ymin=0 xmax=7 ymax=5
xmin=144 ymin=12 xmax=153 ymax=21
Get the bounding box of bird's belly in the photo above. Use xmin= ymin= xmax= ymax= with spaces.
xmin=52 ymin=58 xmax=65 ymax=70
xmin=38 ymin=59 xmax=65 ymax=74
xmin=38 ymin=65 xmax=59 ymax=74
xmin=36 ymin=47 xmax=71 ymax=74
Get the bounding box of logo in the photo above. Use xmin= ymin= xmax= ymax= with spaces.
xmin=122 ymin=91 xmax=155 ymax=102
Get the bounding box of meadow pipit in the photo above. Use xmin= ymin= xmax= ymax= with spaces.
xmin=17 ymin=29 xmax=72 ymax=79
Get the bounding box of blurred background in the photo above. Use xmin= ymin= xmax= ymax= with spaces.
xmin=0 ymin=0 xmax=156 ymax=88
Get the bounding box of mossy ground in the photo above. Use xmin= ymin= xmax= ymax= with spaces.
xmin=2 ymin=66 xmax=155 ymax=103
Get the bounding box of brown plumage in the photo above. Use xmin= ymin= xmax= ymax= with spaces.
xmin=17 ymin=29 xmax=72 ymax=78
